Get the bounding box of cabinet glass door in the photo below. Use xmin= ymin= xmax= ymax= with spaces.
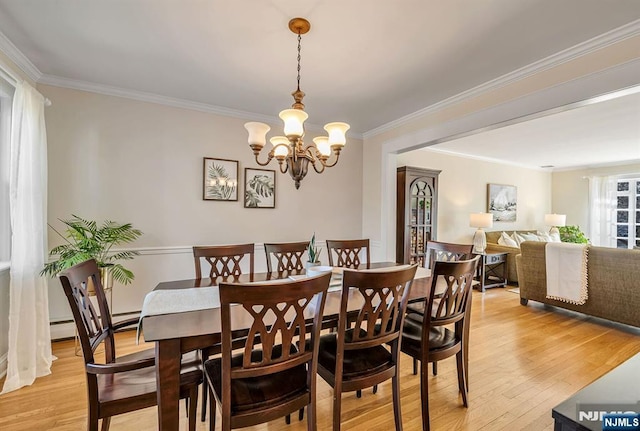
xmin=409 ymin=179 xmax=434 ymax=265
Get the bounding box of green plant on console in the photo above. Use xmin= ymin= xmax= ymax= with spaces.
xmin=307 ymin=233 xmax=321 ymax=264
xmin=41 ymin=215 xmax=143 ymax=285
xmin=558 ymin=225 xmax=589 ymax=244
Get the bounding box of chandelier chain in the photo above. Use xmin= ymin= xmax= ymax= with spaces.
xmin=296 ymin=32 xmax=302 ymax=91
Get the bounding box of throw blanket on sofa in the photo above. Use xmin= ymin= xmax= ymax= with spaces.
xmin=545 ymin=242 xmax=589 ymax=305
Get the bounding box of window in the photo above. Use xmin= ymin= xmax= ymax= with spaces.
xmin=0 ymin=74 xmax=14 ymax=264
xmin=615 ymin=178 xmax=640 ymax=249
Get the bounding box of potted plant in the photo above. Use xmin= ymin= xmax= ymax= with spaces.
xmin=306 ymin=233 xmax=322 ymax=270
xmin=41 ymin=215 xmax=143 ymax=290
xmin=558 ymin=225 xmax=589 ymax=244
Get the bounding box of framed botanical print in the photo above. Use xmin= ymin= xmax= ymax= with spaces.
xmin=203 ymin=157 xmax=238 ymax=201
xmin=487 ymin=183 xmax=517 ymax=221
xmin=244 ymin=168 xmax=275 ymax=208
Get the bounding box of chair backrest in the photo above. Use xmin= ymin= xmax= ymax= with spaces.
xmin=425 ymin=240 xmax=474 ymax=270
xmin=425 ymin=257 xmax=480 ymax=332
xmin=193 ymin=243 xmax=254 ymax=279
xmin=326 ymin=239 xmax=371 ymax=269
xmin=263 ymin=241 xmax=308 ymax=272
xmin=218 ymin=273 xmax=331 ymax=422
xmin=338 ymin=264 xmax=418 ymax=351
xmin=58 ymin=259 xmax=116 ymax=365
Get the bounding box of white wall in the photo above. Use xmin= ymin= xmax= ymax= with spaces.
xmin=552 ymin=162 xmax=640 ymax=239
xmin=398 ymin=150 xmax=551 ymax=244
xmin=40 ymin=84 xmax=364 ymax=337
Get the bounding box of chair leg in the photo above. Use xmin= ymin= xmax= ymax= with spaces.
xmin=286 ymin=414 xmax=291 ymax=424
xmin=420 ymin=362 xmax=430 ymax=431
xmin=100 ymin=417 xmax=111 ymax=431
xmin=356 ymin=390 xmax=362 ymax=398
xmin=299 ymin=407 xmax=305 ymax=421
xmin=201 ymin=379 xmax=208 ymax=422
xmin=188 ymin=386 xmax=198 ymax=431
xmin=413 ymin=358 xmax=418 ymax=375
xmin=333 ymin=383 xmax=343 ymax=431
xmin=432 ymin=361 xmax=438 ymax=376
xmin=392 ymin=374 xmax=403 ymax=431
xmin=209 ymin=387 xmax=216 ymax=431
xmin=373 ymin=385 xmax=378 ymax=394
xmin=89 ymin=406 xmax=99 ymax=431
xmin=456 ymin=351 xmax=469 ymax=407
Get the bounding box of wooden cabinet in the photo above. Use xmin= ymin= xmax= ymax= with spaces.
xmin=396 ymin=166 xmax=440 ymax=265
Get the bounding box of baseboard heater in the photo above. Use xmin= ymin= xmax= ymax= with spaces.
xmin=50 ymin=310 xmax=141 ymax=341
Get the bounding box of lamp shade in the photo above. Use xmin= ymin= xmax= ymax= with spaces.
xmin=545 ymin=213 xmax=566 ymax=227
xmin=269 ymin=136 xmax=290 ymax=158
xmin=279 ymin=109 xmax=308 ymax=137
xmin=313 ymin=136 xmax=331 ymax=156
xmin=244 ymin=122 xmax=271 ymax=147
xmin=324 ymin=122 xmax=350 ymax=147
xmin=469 ymin=213 xmax=493 ymax=229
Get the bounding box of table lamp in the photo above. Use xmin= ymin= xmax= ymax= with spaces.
xmin=545 ymin=213 xmax=566 ymax=235
xmin=470 ymin=213 xmax=494 ymax=254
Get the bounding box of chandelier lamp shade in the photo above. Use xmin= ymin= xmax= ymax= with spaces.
xmin=244 ymin=18 xmax=350 ymax=189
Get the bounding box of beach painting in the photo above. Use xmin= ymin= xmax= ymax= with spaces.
xmin=487 ymin=184 xmax=517 ymax=221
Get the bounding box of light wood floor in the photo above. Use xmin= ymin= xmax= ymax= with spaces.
xmin=1 ymin=288 xmax=639 ymax=431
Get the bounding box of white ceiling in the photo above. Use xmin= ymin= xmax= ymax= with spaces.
xmin=427 ymin=89 xmax=640 ymax=170
xmin=0 ymin=0 xmax=639 ymax=168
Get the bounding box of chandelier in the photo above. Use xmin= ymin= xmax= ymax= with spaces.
xmin=244 ymin=18 xmax=350 ymax=189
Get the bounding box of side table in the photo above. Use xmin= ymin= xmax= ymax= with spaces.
xmin=475 ymin=252 xmax=508 ymax=292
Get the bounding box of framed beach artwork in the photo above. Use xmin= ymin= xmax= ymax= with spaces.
xmin=487 ymin=183 xmax=517 ymax=221
xmin=203 ymin=157 xmax=238 ymax=201
xmin=244 ymin=168 xmax=275 ymax=208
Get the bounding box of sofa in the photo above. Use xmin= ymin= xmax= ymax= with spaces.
xmin=516 ymin=241 xmax=640 ymax=328
xmin=485 ymin=230 xmax=537 ymax=283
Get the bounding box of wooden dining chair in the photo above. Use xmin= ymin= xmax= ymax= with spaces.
xmin=316 ymin=264 xmax=418 ymax=431
xmin=193 ymin=243 xmax=254 ymax=280
xmin=204 ymin=272 xmax=331 ymax=431
xmin=400 ymin=256 xmax=479 ymax=431
xmin=407 ymin=240 xmax=474 ymax=375
xmin=264 ymin=241 xmax=308 ymax=272
xmin=193 ymin=243 xmax=254 ymax=421
xmin=58 ymin=259 xmax=202 ymax=431
xmin=326 ymin=239 xmax=370 ymax=269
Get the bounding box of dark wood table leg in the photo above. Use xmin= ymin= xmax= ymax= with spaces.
xmin=156 ymin=338 xmax=181 ymax=431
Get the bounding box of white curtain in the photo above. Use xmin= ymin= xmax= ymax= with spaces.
xmin=1 ymin=81 xmax=52 ymax=393
xmin=588 ymin=175 xmax=617 ymax=247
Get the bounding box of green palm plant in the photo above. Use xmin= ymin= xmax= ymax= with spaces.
xmin=41 ymin=215 xmax=143 ymax=285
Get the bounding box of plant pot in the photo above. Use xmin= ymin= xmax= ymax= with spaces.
xmin=305 ymin=261 xmax=321 ymax=271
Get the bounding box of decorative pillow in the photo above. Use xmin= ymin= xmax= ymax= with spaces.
xmin=549 ymin=232 xmax=562 ymax=242
xmin=521 ymin=233 xmax=539 ymax=242
xmin=537 ymin=231 xmax=552 ymax=242
xmin=498 ymin=231 xmax=518 ymax=247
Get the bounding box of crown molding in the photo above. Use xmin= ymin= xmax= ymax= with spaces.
xmin=37 ymin=74 xmax=365 ymax=139
xmin=364 ymin=19 xmax=640 ymax=139
xmin=0 ymin=30 xmax=41 ymax=82
xmin=38 ymin=73 xmax=280 ymax=121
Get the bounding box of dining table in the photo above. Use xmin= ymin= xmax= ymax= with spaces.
xmin=139 ymin=262 xmax=432 ymax=431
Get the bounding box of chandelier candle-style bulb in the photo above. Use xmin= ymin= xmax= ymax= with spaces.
xmin=325 ymin=122 xmax=350 ymax=147
xmin=279 ymin=109 xmax=308 ymax=138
